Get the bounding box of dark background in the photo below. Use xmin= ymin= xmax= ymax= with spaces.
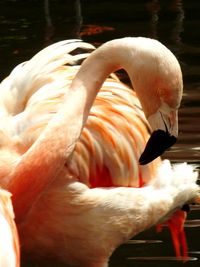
xmin=0 ymin=1 xmax=199 ymax=266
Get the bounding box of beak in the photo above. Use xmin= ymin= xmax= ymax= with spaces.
xmin=139 ymin=130 xmax=177 ymax=165
xmin=139 ymin=109 xmax=178 ymax=165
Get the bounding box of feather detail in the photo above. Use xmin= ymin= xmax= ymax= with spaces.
xmin=0 ymin=189 xmax=20 ymax=267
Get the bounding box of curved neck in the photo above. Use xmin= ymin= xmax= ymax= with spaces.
xmin=70 ymin=38 xmax=141 ymax=122
xmin=70 ymin=37 xmax=182 ymax=120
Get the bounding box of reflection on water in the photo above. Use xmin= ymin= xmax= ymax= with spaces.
xmin=0 ymin=0 xmax=200 ymax=266
xmin=126 ymin=256 xmax=198 ymax=261
xmin=126 ymin=240 xmax=162 ymax=244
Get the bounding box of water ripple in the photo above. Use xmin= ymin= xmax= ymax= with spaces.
xmin=126 ymin=240 xmax=162 ymax=244
xmin=126 ymin=256 xmax=198 ymax=261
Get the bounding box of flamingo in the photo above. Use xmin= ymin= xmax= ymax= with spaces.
xmin=0 ymin=188 xmax=20 ymax=267
xmin=0 ymin=37 xmax=199 ymax=267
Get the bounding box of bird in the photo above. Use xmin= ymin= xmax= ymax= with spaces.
xmin=0 ymin=188 xmax=20 ymax=267
xmin=0 ymin=37 xmax=199 ymax=267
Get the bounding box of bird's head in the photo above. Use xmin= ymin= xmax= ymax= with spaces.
xmin=139 ymin=100 xmax=181 ymax=165
xmin=127 ymin=38 xmax=183 ymax=165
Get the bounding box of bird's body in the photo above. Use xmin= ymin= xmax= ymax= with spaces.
xmin=0 ymin=189 xmax=19 ymax=267
xmin=0 ymin=38 xmax=199 ymax=267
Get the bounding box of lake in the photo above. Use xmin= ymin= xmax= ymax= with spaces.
xmin=0 ymin=0 xmax=199 ymax=266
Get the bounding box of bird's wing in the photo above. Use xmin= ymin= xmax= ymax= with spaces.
xmin=0 ymin=40 xmax=94 ymax=150
xmin=0 ymin=39 xmax=160 ymax=189
xmin=68 ymin=77 xmax=161 ymax=187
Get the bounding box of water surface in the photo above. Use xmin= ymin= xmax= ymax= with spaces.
xmin=0 ymin=1 xmax=199 ymax=266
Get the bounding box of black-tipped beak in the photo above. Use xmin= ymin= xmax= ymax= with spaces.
xmin=139 ymin=130 xmax=177 ymax=165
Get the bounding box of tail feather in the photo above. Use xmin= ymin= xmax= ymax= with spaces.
xmin=0 ymin=40 xmax=94 ymax=116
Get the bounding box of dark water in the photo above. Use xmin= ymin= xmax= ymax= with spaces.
xmin=0 ymin=1 xmax=200 ymax=266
